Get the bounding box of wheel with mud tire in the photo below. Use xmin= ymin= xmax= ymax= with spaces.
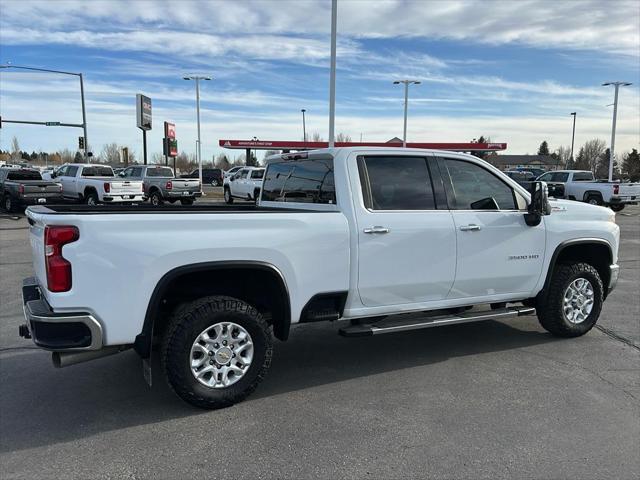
xmin=609 ymin=204 xmax=625 ymax=212
xmin=536 ymin=262 xmax=603 ymax=337
xmin=162 ymin=295 xmax=273 ymax=409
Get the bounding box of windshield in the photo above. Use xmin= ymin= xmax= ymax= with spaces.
xmin=82 ymin=166 xmax=114 ymax=177
xmin=7 ymin=170 xmax=42 ymax=181
xmin=147 ymin=167 xmax=174 ymax=177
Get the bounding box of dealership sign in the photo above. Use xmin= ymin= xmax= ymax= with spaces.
xmin=136 ymin=94 xmax=152 ymax=130
xmin=164 ymin=121 xmax=178 ymax=157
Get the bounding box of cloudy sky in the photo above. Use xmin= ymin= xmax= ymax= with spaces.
xmin=0 ymin=0 xmax=638 ymax=161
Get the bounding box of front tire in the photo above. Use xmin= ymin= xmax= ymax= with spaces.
xmin=162 ymin=296 xmax=273 ymax=409
xmin=224 ymin=187 xmax=234 ymax=204
xmin=537 ymin=262 xmax=603 ymax=337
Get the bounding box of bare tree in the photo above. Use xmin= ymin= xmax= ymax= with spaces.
xmin=580 ymin=139 xmax=607 ymax=173
xmin=59 ymin=148 xmax=75 ymax=163
xmin=10 ymin=136 xmax=20 ymax=160
xmin=151 ymin=153 xmax=164 ymax=164
xmin=336 ymin=132 xmax=352 ymax=143
xmin=100 ymin=143 xmax=121 ymax=164
xmin=554 ymin=146 xmax=572 ymax=168
xmin=311 ymin=132 xmax=324 ymax=142
xmin=214 ymin=153 xmax=231 ymax=170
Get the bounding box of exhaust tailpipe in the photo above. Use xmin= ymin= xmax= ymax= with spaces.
xmin=52 ymin=346 xmax=127 ymax=368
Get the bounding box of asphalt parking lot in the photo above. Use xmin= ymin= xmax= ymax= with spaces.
xmin=1 ymin=204 xmax=638 ymax=479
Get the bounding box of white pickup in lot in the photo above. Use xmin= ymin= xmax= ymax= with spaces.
xmin=21 ymin=148 xmax=620 ymax=409
xmin=538 ymin=170 xmax=640 ymax=212
xmin=52 ymin=163 xmax=144 ymax=205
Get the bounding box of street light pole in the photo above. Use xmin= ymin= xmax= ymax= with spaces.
xmin=301 ymin=109 xmax=307 ymax=142
xmin=1 ymin=64 xmax=89 ymax=160
xmin=570 ymin=112 xmax=576 ymax=166
xmin=328 ymin=0 xmax=337 ymax=148
xmin=602 ymin=81 xmax=632 ymax=181
xmin=393 ymin=79 xmax=421 ymax=147
xmin=184 ymin=75 xmax=212 ymax=193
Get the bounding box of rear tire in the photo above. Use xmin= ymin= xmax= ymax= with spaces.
xmin=224 ymin=187 xmax=233 ymax=204
xmin=180 ymin=198 xmax=194 ymax=206
xmin=84 ymin=191 xmax=99 ymax=206
xmin=211 ymin=179 xmax=219 ymax=187
xmin=586 ymin=194 xmax=603 ymax=206
xmin=3 ymin=195 xmax=14 ymax=213
xmin=162 ymin=296 xmax=273 ymax=409
xmin=610 ymin=204 xmax=625 ymax=212
xmin=149 ymin=191 xmax=164 ymax=206
xmin=536 ymin=262 xmax=603 ymax=337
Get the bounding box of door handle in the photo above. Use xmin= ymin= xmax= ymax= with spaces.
xmin=459 ymin=224 xmax=481 ymax=231
xmin=363 ymin=226 xmax=390 ymax=234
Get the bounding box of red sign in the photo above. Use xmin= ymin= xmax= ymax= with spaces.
xmin=164 ymin=122 xmax=177 ymax=157
xmin=219 ymin=139 xmax=507 ymax=152
xmin=164 ymin=122 xmax=176 ymax=139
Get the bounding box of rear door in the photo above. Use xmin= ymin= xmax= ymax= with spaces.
xmin=437 ymin=157 xmax=545 ymax=299
xmin=234 ymin=169 xmax=250 ymax=197
xmin=59 ymin=166 xmax=79 ymax=197
xmin=355 ymin=155 xmax=456 ymax=307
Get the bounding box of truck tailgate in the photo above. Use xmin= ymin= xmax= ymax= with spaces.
xmin=25 ymin=209 xmax=49 ymax=294
xmin=109 ymin=180 xmax=143 ymax=195
xmin=618 ymin=183 xmax=640 ymax=197
xmin=170 ymin=179 xmax=200 ymax=191
xmin=21 ymin=181 xmax=62 ymax=195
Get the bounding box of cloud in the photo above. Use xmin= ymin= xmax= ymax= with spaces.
xmin=1 ymin=0 xmax=638 ymax=57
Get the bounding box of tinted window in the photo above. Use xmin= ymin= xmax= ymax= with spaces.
xmin=240 ymin=170 xmax=249 ymax=179
xmin=573 ymin=172 xmax=594 ymax=181
xmin=65 ymin=166 xmax=79 ymax=177
xmin=443 ymin=159 xmax=516 ymax=210
xmin=251 ymin=170 xmax=264 ymax=179
xmin=262 ymin=159 xmax=335 ymax=204
xmin=359 ymin=156 xmax=435 ymax=210
xmin=551 ymin=172 xmax=569 ymax=182
xmin=82 ymin=166 xmax=113 ymax=177
xmin=146 ymin=167 xmax=173 ymax=177
xmin=7 ymin=170 xmax=42 ymax=180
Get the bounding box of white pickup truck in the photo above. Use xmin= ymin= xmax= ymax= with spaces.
xmin=52 ymin=163 xmax=144 ymax=205
xmin=20 ymin=148 xmax=620 ymax=409
xmin=538 ymin=170 xmax=640 ymax=212
xmin=223 ymin=166 xmax=265 ymax=203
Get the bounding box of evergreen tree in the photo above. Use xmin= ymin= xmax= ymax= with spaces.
xmin=537 ymin=141 xmax=550 ymax=156
xmin=622 ymin=149 xmax=640 ymax=181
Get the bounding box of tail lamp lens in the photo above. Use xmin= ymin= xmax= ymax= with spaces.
xmin=166 ymin=181 xmax=173 ymax=190
xmin=613 ymin=184 xmax=619 ymax=195
xmin=104 ymin=182 xmax=111 ymax=193
xmin=18 ymin=184 xmax=25 ymax=194
xmin=45 ymin=226 xmax=79 ymax=292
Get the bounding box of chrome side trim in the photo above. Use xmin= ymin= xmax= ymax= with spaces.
xmin=608 ymin=264 xmax=619 ymax=293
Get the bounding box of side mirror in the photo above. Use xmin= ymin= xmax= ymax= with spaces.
xmin=525 ymin=181 xmax=551 ymax=226
xmin=51 ymin=172 xmax=57 ymax=179
xmin=119 ymin=172 xmax=126 ymax=177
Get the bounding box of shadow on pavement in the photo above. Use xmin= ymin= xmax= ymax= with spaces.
xmin=0 ymin=319 xmax=558 ymax=453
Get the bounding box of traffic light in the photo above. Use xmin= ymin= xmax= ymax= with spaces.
xmin=79 ymin=136 xmax=85 ymax=150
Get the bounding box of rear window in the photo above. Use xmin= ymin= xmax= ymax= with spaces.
xmin=7 ymin=170 xmax=42 ymax=181
xmin=573 ymin=172 xmax=594 ymax=181
xmin=147 ymin=167 xmax=174 ymax=177
xmin=82 ymin=166 xmax=114 ymax=177
xmin=262 ymin=159 xmax=335 ymax=204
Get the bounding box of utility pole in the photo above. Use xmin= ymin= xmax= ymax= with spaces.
xmin=570 ymin=112 xmax=576 ymax=166
xmin=184 ymin=75 xmax=212 ymax=193
xmin=393 ymin=79 xmax=421 ymax=147
xmin=301 ymin=109 xmax=307 ymax=142
xmin=328 ymin=0 xmax=337 ymax=148
xmin=602 ymin=81 xmax=632 ymax=181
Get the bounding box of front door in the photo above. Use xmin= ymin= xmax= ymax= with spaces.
xmin=438 ymin=157 xmax=545 ymax=299
xmin=59 ymin=166 xmax=79 ymax=198
xmin=355 ymin=155 xmax=456 ymax=307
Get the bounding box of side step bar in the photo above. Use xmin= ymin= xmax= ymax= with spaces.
xmin=339 ymin=306 xmax=536 ymax=337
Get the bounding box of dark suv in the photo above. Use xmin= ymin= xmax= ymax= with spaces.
xmin=180 ymin=168 xmax=223 ymax=186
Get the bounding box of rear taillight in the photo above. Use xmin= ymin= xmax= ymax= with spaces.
xmin=103 ymin=182 xmax=111 ymax=193
xmin=166 ymin=181 xmax=173 ymax=190
xmin=45 ymin=225 xmax=79 ymax=292
xmin=613 ymin=184 xmax=619 ymax=195
xmin=18 ymin=184 xmax=25 ymax=195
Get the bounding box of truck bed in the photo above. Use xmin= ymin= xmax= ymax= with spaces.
xmin=26 ymin=204 xmax=328 ymax=215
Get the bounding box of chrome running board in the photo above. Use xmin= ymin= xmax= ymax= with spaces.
xmin=339 ymin=306 xmax=536 ymax=337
